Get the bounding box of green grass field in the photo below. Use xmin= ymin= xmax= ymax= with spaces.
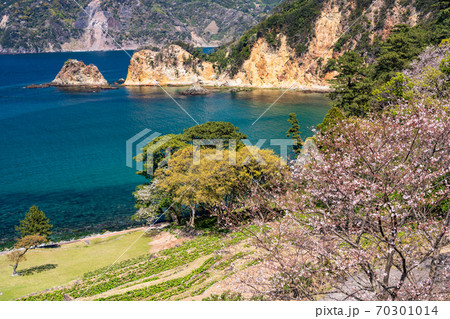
xmin=0 ymin=230 xmax=151 ymax=300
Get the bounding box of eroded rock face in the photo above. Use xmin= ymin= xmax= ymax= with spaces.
xmin=229 ymin=36 xmax=331 ymax=90
xmin=124 ymin=0 xmax=422 ymax=90
xmin=124 ymin=38 xmax=331 ymax=91
xmin=122 ymin=1 xmax=343 ymax=90
xmin=125 ymin=45 xmax=217 ymax=86
xmin=51 ymin=59 xmax=108 ymax=86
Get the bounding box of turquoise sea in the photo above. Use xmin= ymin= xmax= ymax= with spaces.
xmin=0 ymin=50 xmax=330 ymax=244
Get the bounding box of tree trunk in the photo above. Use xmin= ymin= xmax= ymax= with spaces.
xmin=11 ymin=248 xmax=28 ymax=276
xmin=12 ymin=262 xmax=18 ymax=276
xmin=171 ymin=212 xmax=180 ymax=225
xmin=383 ymin=249 xmax=394 ymax=286
xmin=189 ymin=204 xmax=196 ymax=227
xmin=382 ymin=249 xmax=394 ymax=300
xmin=169 ymin=208 xmax=180 ymax=225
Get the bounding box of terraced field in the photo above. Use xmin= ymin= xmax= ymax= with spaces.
xmin=21 ymin=230 xmax=257 ymax=301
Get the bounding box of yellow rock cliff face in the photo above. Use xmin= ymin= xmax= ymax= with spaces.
xmin=124 ymin=0 xmax=419 ymax=90
xmin=125 ymin=45 xmax=218 ymax=86
xmin=228 ymin=0 xmax=342 ymax=90
xmin=124 ymin=34 xmax=333 ymax=91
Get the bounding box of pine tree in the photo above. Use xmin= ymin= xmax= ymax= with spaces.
xmin=16 ymin=206 xmax=52 ymax=238
xmin=286 ymin=113 xmax=303 ymax=156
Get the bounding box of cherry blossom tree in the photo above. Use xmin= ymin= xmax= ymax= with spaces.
xmin=225 ymin=98 xmax=449 ymax=300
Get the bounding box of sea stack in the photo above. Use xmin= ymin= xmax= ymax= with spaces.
xmin=51 ymin=59 xmax=108 ymax=86
xmin=180 ymin=83 xmax=209 ymax=95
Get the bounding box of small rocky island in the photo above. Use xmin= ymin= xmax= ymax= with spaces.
xmin=180 ymin=83 xmax=209 ymax=96
xmin=27 ymin=59 xmax=115 ymax=91
xmin=51 ymin=59 xmax=108 ymax=86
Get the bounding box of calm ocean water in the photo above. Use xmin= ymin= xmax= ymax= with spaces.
xmin=0 ymin=51 xmax=330 ymax=243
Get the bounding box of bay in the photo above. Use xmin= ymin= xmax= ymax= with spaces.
xmin=0 ymin=50 xmax=330 ymax=243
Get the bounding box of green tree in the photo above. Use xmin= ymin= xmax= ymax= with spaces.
xmin=136 ymin=122 xmax=248 ymax=179
xmin=372 ymin=73 xmax=414 ymax=110
xmin=439 ymin=51 xmax=450 ymax=76
xmin=181 ymin=121 xmax=248 ymax=148
xmin=136 ymin=134 xmax=188 ymax=179
xmin=155 ymin=145 xmax=283 ymax=227
xmin=316 ymin=106 xmax=346 ymax=133
xmin=374 ymin=25 xmax=427 ymax=82
xmin=16 ymin=206 xmax=52 ymax=238
xmin=286 ymin=113 xmax=303 ymax=155
xmin=155 ymin=146 xmax=231 ymax=227
xmin=7 ymin=235 xmax=46 ymax=276
xmin=327 ymin=51 xmax=373 ymax=117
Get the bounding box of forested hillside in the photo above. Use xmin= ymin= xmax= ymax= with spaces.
xmin=205 ymin=0 xmax=450 ymax=75
xmin=0 ymin=0 xmax=279 ymax=53
xmin=123 ymin=0 xmax=450 ymax=90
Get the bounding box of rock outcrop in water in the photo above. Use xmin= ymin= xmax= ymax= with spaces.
xmin=51 ymin=59 xmax=108 ymax=86
xmin=26 ymin=59 xmax=113 ymax=91
xmin=180 ymin=83 xmax=209 ymax=95
xmin=125 ymin=45 xmax=217 ymax=86
xmin=123 ymin=36 xmax=332 ymax=91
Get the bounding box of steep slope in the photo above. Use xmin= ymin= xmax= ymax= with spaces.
xmin=0 ymin=0 xmax=278 ymax=53
xmin=19 ymin=230 xmax=254 ymax=301
xmin=125 ymin=0 xmax=448 ymax=89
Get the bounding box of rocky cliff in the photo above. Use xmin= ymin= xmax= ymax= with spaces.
xmin=51 ymin=59 xmax=108 ymax=86
xmin=124 ymin=0 xmax=431 ymax=90
xmin=125 ymin=45 xmax=217 ymax=86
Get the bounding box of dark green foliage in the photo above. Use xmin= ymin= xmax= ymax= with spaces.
xmin=327 ymin=51 xmax=373 ymax=117
xmin=316 ymin=107 xmax=346 ymax=133
xmin=325 ymin=12 xmax=450 ymax=118
xmin=171 ymin=41 xmax=203 ymax=57
xmin=136 ymin=121 xmax=247 ymax=179
xmin=136 ymin=134 xmax=188 ymax=179
xmin=374 ymin=25 xmax=428 ymax=82
xmin=133 ymin=121 xmax=249 ymax=226
xmin=414 ymin=0 xmax=450 ymax=15
xmin=181 ymin=121 xmax=248 ymax=148
xmin=226 ymin=27 xmax=259 ymax=75
xmin=348 ymin=0 xmax=373 ymax=20
xmin=332 ymin=0 xmax=450 ymax=57
xmin=256 ymin=0 xmax=323 ymax=54
xmin=286 ymin=113 xmax=303 ymax=155
xmin=15 ymin=206 xmax=52 ymax=238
